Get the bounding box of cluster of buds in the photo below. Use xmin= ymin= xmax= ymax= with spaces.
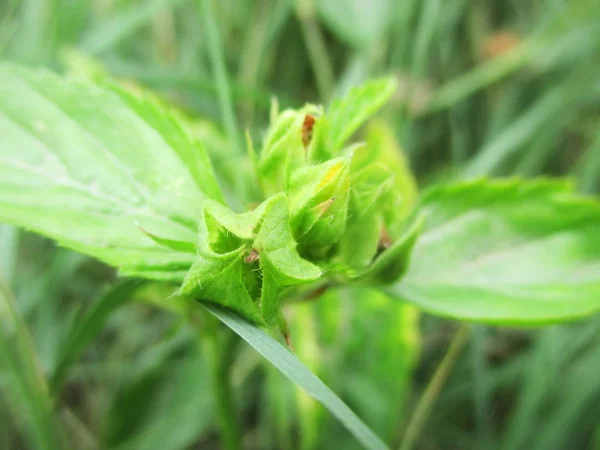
xmin=179 ymin=79 xmax=422 ymax=332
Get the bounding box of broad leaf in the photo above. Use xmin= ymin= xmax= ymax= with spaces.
xmin=392 ymin=179 xmax=600 ymax=324
xmin=0 ymin=64 xmax=222 ymax=280
xmin=204 ymin=303 xmax=390 ymax=450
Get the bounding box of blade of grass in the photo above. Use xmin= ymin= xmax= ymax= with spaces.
xmin=470 ymin=325 xmax=493 ymax=449
xmin=197 ymin=310 xmax=243 ymax=450
xmin=81 ymin=0 xmax=187 ymax=54
xmin=297 ymin=0 xmax=335 ymax=100
xmin=0 ymin=283 xmax=65 ymax=450
xmin=399 ymin=325 xmax=470 ymax=450
xmin=410 ymin=0 xmax=441 ymax=80
xmin=423 ymin=39 xmax=536 ymax=114
xmin=578 ymin=129 xmax=600 ymax=194
xmin=423 ymin=17 xmax=600 ymax=114
xmin=50 ymin=280 xmax=143 ymax=393
xmin=462 ymin=72 xmax=591 ymax=177
xmin=499 ymin=328 xmax=560 ymax=450
xmin=200 ymin=0 xmax=243 ymax=154
xmin=204 ymin=303 xmax=390 ymax=450
xmin=0 ymin=225 xmax=19 ymax=285
xmin=530 ymin=344 xmax=600 ymax=450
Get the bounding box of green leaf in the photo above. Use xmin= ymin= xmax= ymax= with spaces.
xmin=361 ymin=215 xmax=423 ymax=284
xmin=258 ymin=109 xmax=306 ymax=196
xmin=392 ymin=179 xmax=600 ymax=324
xmin=339 ymin=121 xmax=418 ymax=272
xmin=327 ymin=77 xmax=397 ymax=153
xmin=204 ymin=303 xmax=390 ymax=450
xmin=0 ymin=64 xmax=223 ymax=280
xmin=180 ymin=194 xmax=321 ymax=327
xmin=288 ymin=157 xmax=351 ymax=250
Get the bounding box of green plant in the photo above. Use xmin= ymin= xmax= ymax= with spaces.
xmin=1 ymin=63 xmax=600 ymax=450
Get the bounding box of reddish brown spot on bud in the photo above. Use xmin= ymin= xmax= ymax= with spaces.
xmin=302 ymin=114 xmax=316 ymax=148
xmin=244 ymin=248 xmax=259 ymax=264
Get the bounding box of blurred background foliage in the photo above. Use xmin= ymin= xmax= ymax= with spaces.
xmin=1 ymin=0 xmax=600 ymax=449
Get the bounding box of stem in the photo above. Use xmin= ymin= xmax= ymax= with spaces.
xmin=297 ymin=1 xmax=335 ymax=101
xmin=195 ymin=309 xmax=242 ymax=450
xmin=399 ymin=325 xmax=470 ymax=450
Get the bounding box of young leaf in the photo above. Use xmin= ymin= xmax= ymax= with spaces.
xmin=204 ymin=303 xmax=390 ymax=450
xmin=339 ymin=121 xmax=418 ymax=272
xmin=180 ymin=194 xmax=322 ymax=328
xmin=0 ymin=64 xmax=222 ymax=280
xmin=327 ymin=77 xmax=397 ymax=153
xmin=391 ymin=179 xmax=600 ymax=324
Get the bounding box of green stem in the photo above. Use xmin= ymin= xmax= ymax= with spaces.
xmin=196 ymin=309 xmax=242 ymax=450
xmin=399 ymin=325 xmax=470 ymax=450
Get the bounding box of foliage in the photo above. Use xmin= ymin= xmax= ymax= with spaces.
xmin=1 ymin=0 xmax=600 ymax=449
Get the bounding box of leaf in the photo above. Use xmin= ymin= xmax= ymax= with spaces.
xmin=362 ymin=122 xmax=418 ymax=232
xmin=361 ymin=215 xmax=423 ymax=284
xmin=0 ymin=64 xmax=222 ymax=280
xmin=204 ymin=303 xmax=390 ymax=450
xmin=339 ymin=121 xmax=418 ymax=273
xmin=327 ymin=77 xmax=397 ymax=153
xmin=288 ymin=157 xmax=351 ymax=250
xmin=391 ymin=179 xmax=600 ymax=324
xmin=180 ymin=194 xmax=322 ymax=327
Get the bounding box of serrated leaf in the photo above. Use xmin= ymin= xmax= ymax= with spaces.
xmin=204 ymin=303 xmax=390 ymax=450
xmin=110 ymin=83 xmax=225 ymax=205
xmin=0 ymin=64 xmax=223 ymax=280
xmin=327 ymin=78 xmax=397 ymax=153
xmin=391 ymin=179 xmax=600 ymax=324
